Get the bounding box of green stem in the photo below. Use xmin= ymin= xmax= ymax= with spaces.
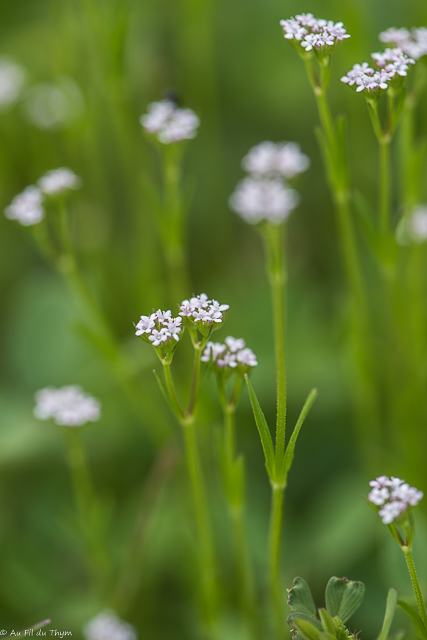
xmin=222 ymin=403 xmax=260 ymax=640
xmin=268 ymin=483 xmax=286 ymax=639
xmin=403 ymin=548 xmax=427 ymax=630
xmin=65 ymin=429 xmax=109 ymax=589
xmin=379 ymin=138 xmax=391 ymax=236
xmin=182 ymin=416 xmax=218 ymax=635
xmin=163 ymin=362 xmax=185 ymax=420
xmin=188 ymin=345 xmax=202 ymax=415
xmin=261 ymin=224 xmax=287 ymax=470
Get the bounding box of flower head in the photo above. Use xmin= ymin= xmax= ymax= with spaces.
xmin=280 ymin=15 xmax=350 ymax=57
xmin=243 ymin=141 xmax=310 ymax=179
xmin=380 ymin=26 xmax=427 ymax=60
xmin=38 ymin=167 xmax=82 ymax=195
xmin=179 ymin=294 xmax=229 ymax=335
xmin=34 ymin=386 xmax=100 ymax=427
xmin=135 ymin=308 xmax=183 ymax=353
xmin=83 ymin=610 xmax=137 ymax=640
xmin=4 ymin=186 xmax=44 ymax=226
xmin=140 ymin=100 xmax=200 ymax=144
xmin=342 ymin=47 xmax=415 ymax=97
xmin=229 ymin=177 xmax=299 ymax=225
xmin=202 ymin=336 xmax=258 ymax=374
xmin=368 ymin=475 xmax=423 ymax=524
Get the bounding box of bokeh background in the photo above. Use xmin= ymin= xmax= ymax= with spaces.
xmin=1 ymin=0 xmax=427 ymax=637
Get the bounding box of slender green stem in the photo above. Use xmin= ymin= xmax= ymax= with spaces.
xmin=163 ymin=362 xmax=185 ymax=419
xmin=268 ymin=483 xmax=286 ymax=639
xmin=403 ymin=548 xmax=427 ymax=630
xmin=379 ymin=138 xmax=391 ymax=236
xmin=261 ymin=224 xmax=287 ymax=469
xmin=188 ymin=345 xmax=202 ymax=415
xmin=221 ymin=403 xmax=260 ymax=640
xmin=65 ymin=429 xmax=109 ymax=590
xmin=182 ymin=416 xmax=218 ymax=636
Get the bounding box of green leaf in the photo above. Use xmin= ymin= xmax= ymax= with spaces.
xmin=288 ymin=577 xmax=317 ymax=617
xmin=293 ymin=619 xmax=322 ymax=640
xmin=319 ymin=609 xmax=336 ymax=636
xmin=377 ymin=589 xmax=399 ymax=640
xmin=279 ymin=388 xmax=317 ymax=482
xmin=244 ymin=375 xmax=275 ymax=479
xmin=325 ymin=577 xmax=365 ymax=623
xmin=288 ymin=613 xmax=323 ymax=631
xmin=153 ymin=369 xmax=173 ymax=412
xmin=353 ymin=190 xmax=381 ymax=255
xmin=398 ymin=600 xmax=427 ymax=640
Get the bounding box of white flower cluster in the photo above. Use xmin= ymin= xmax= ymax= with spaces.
xmin=4 ymin=186 xmax=44 ymax=226
xmin=341 ymin=48 xmax=415 ymax=95
xmin=83 ymin=610 xmax=137 ymax=640
xmin=135 ymin=309 xmax=182 ymax=347
xmin=230 ymin=141 xmax=309 ymax=225
xmin=280 ymin=14 xmax=350 ymax=54
xmin=140 ymin=100 xmax=200 ymax=144
xmin=369 ymin=475 xmax=423 ymax=524
xmin=242 ymin=141 xmax=310 ymax=179
xmin=38 ymin=167 xmax=81 ymax=195
xmin=179 ymin=293 xmax=229 ymax=331
xmin=380 ymin=27 xmax=427 ymax=61
xmin=4 ymin=167 xmax=81 ymax=226
xmin=202 ymin=336 xmax=258 ymax=372
xmin=0 ymin=57 xmax=25 ymax=110
xmin=34 ymin=386 xmax=101 ymax=427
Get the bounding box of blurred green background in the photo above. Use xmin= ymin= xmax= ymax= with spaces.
xmin=1 ymin=0 xmax=427 ymax=637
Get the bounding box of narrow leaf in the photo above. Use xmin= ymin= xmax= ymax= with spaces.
xmin=280 ymin=388 xmax=317 ymax=481
xmin=319 ymin=609 xmax=336 ymax=636
xmin=288 ymin=577 xmax=317 ymax=617
xmin=244 ymin=374 xmax=275 ymax=478
xmin=293 ymin=619 xmax=322 ymax=640
xmin=325 ymin=577 xmax=365 ymax=623
xmin=398 ymin=600 xmax=427 ymax=640
xmin=377 ymin=589 xmax=399 ymax=640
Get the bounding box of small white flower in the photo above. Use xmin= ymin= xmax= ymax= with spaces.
xmin=4 ymin=186 xmax=44 ymax=226
xmin=0 ymin=57 xmax=25 ymax=109
xmin=135 ymin=315 xmax=156 ymax=336
xmin=201 ymin=341 xmax=227 ymax=362
xmin=217 ymin=352 xmax=238 ymax=369
xmin=236 ymin=347 xmax=258 ymax=367
xmin=243 ymin=141 xmax=310 ymax=179
xmin=149 ymin=328 xmax=169 ymax=346
xmin=140 ymin=100 xmax=200 ymax=144
xmin=151 ymin=309 xmax=172 ymax=324
xmin=369 ymin=475 xmax=392 ymax=488
xmin=38 ymin=167 xmax=82 ymax=195
xmin=229 ymin=177 xmax=299 ymax=225
xmin=225 ymin=336 xmax=246 ymax=353
xmin=368 ymin=487 xmax=390 ymax=505
xmin=163 ymin=317 xmax=182 ymax=341
xmin=379 ymin=500 xmax=407 ymax=525
xmin=34 ymin=386 xmax=100 ymax=427
xmin=83 ymin=610 xmax=137 ymax=640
